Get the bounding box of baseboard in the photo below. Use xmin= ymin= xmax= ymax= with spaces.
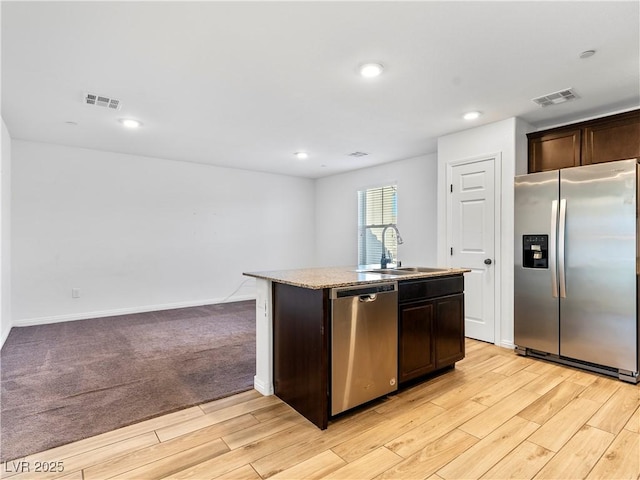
xmin=12 ymin=294 xmax=257 ymax=327
xmin=254 ymin=375 xmax=274 ymax=396
xmin=0 ymin=325 xmax=11 ymax=349
xmin=499 ymin=340 xmax=515 ymax=350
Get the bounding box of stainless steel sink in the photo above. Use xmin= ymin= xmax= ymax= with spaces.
xmin=395 ymin=267 xmax=451 ymax=273
xmin=359 ymin=266 xmax=452 ymax=276
xmin=365 ymin=268 xmax=416 ymax=275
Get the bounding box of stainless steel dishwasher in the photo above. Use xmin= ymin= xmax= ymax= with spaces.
xmin=330 ymin=282 xmax=398 ymax=415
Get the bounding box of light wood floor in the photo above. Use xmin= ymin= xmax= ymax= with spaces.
xmin=2 ymin=339 xmax=639 ymax=480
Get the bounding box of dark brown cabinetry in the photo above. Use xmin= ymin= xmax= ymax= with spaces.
xmin=528 ymin=129 xmax=581 ymax=173
xmin=434 ymin=294 xmax=465 ymax=368
xmin=582 ymin=113 xmax=640 ymax=165
xmin=527 ymin=110 xmax=640 ymax=173
xmin=398 ymin=300 xmax=435 ymax=382
xmin=273 ymin=282 xmax=330 ymax=429
xmin=398 ymin=277 xmax=465 ymax=384
xmin=272 ymin=274 xmax=465 ymax=429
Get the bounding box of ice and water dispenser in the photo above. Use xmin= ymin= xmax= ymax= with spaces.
xmin=522 ymin=235 xmax=548 ymax=269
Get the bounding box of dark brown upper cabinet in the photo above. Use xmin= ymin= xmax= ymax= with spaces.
xmin=528 ymin=128 xmax=581 ymax=173
xmin=527 ymin=109 xmax=640 ymax=173
xmin=582 ymin=112 xmax=640 ymax=165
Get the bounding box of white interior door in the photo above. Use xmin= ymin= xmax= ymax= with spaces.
xmin=449 ymin=158 xmax=496 ymax=343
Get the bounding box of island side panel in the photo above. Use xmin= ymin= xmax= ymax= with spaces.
xmin=273 ymin=282 xmax=329 ymax=429
xmin=254 ymin=278 xmax=274 ymax=395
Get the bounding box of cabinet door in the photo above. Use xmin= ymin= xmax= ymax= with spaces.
xmin=398 ymin=300 xmax=435 ymax=383
xmin=435 ymin=294 xmax=465 ymax=369
xmin=582 ymin=114 xmax=640 ymax=165
xmin=528 ymin=129 xmax=581 ymax=173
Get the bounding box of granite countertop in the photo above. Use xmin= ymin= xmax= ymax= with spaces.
xmin=243 ymin=265 xmax=469 ymax=289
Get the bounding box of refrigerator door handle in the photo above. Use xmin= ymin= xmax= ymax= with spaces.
xmin=550 ymin=200 xmax=558 ymax=298
xmin=558 ymin=198 xmax=567 ymax=298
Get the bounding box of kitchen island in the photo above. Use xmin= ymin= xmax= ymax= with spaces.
xmin=243 ymin=266 xmax=468 ymax=428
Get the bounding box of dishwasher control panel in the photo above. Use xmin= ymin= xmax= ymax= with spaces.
xmin=331 ymin=282 xmax=397 ymax=299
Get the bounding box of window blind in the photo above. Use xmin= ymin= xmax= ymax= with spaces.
xmin=358 ymin=185 xmax=398 ymax=265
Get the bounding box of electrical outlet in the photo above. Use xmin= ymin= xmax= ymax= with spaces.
xmin=72 ymin=288 xmax=80 ymax=299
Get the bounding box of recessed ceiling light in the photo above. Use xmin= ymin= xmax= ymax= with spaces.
xmin=463 ymin=111 xmax=482 ymax=120
xmin=119 ymin=118 xmax=142 ymax=128
xmin=579 ymin=50 xmax=596 ymax=59
xmin=295 ymin=151 xmax=308 ymax=160
xmin=359 ymin=63 xmax=384 ymax=78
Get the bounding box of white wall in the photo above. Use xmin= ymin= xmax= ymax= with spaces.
xmin=437 ymin=117 xmax=532 ymax=348
xmin=315 ymin=154 xmax=438 ymax=267
xmin=12 ymin=140 xmax=316 ymax=325
xmin=1 ymin=119 xmax=12 ymax=346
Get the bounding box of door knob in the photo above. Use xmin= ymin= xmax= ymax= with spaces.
xmin=484 ymin=258 xmax=492 ymax=265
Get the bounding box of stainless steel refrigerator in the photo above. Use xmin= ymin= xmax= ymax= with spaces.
xmin=514 ymin=158 xmax=638 ymax=383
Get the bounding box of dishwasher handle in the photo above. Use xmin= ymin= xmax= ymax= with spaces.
xmin=359 ymin=294 xmax=377 ymax=302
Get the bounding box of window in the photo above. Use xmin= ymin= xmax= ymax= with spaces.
xmin=358 ymin=184 xmax=398 ymax=266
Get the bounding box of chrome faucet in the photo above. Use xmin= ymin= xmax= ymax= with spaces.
xmin=381 ymin=224 xmax=404 ymax=268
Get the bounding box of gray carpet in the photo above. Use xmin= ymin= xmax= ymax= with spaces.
xmin=0 ymin=300 xmax=256 ymax=462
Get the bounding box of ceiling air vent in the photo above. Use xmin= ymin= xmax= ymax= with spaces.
xmin=84 ymin=92 xmax=122 ymax=110
xmin=532 ymin=88 xmax=579 ymax=107
xmin=348 ymin=152 xmax=369 ymax=157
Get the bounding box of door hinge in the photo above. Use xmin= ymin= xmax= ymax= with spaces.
xmin=450 ymin=247 xmax=453 ymax=255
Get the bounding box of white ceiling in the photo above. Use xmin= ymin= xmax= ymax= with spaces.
xmin=2 ymin=1 xmax=639 ymax=179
